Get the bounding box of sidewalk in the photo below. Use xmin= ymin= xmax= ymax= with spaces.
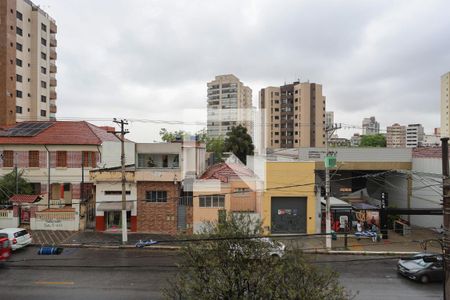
xmin=30 ymin=227 xmax=444 ymax=254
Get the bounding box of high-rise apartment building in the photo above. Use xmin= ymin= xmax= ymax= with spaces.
xmin=325 ymin=111 xmax=334 ymax=129
xmin=441 ymin=72 xmax=450 ymax=138
xmin=206 ymin=74 xmax=252 ymax=138
xmin=0 ymin=0 xmax=57 ymax=126
xmin=386 ymin=123 xmax=406 ymax=148
xmin=260 ymin=81 xmax=325 ymax=149
xmin=362 ymin=116 xmax=380 ymax=135
xmin=406 ymin=123 xmax=424 ymax=148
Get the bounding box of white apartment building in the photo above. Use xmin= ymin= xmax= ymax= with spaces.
xmin=0 ymin=0 xmax=57 ymax=126
xmin=441 ymin=72 xmax=450 ymax=138
xmin=206 ymin=74 xmax=253 ymax=139
xmin=325 ymin=111 xmax=334 ymax=129
xmin=406 ymin=124 xmax=424 ymax=148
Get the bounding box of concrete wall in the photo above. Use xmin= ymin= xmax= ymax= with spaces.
xmin=101 ymin=141 xmax=135 ymax=168
xmin=0 ymin=210 xmax=19 ymax=228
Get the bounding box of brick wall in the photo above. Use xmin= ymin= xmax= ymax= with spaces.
xmin=137 ymin=181 xmax=179 ymax=235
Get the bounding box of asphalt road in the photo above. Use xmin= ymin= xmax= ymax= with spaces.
xmin=0 ymin=246 xmax=443 ymax=300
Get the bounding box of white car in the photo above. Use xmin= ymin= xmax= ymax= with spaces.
xmin=0 ymin=228 xmax=32 ymax=251
xmin=230 ymin=237 xmax=286 ymax=259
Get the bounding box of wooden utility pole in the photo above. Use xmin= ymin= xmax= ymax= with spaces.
xmin=113 ymin=118 xmax=129 ymax=244
xmin=441 ymin=137 xmax=450 ymax=300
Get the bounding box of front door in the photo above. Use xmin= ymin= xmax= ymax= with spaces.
xmin=105 ymin=211 xmax=131 ymax=230
xmin=271 ymin=197 xmax=307 ymax=233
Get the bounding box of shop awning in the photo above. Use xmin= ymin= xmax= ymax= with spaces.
xmin=97 ymin=202 xmax=133 ymax=211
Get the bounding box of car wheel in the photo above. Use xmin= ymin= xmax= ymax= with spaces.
xmin=420 ymin=275 xmax=429 ymax=284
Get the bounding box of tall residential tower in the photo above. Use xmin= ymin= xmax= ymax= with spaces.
xmin=260 ymin=81 xmax=325 ymax=149
xmin=206 ymin=74 xmax=252 ymax=139
xmin=0 ymin=0 xmax=57 ymax=126
xmin=441 ymin=72 xmax=450 ymax=138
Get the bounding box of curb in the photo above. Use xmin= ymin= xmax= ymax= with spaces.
xmin=31 ymin=243 xmax=181 ymax=251
xmin=306 ymin=249 xmax=421 ymax=256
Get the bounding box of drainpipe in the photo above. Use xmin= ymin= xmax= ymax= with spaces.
xmin=44 ymin=145 xmax=51 ymax=209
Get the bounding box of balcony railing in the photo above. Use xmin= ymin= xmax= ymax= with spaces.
xmin=50 ymin=104 xmax=57 ymax=113
xmin=50 ymin=37 xmax=57 ymax=47
xmin=50 ymin=49 xmax=57 ymax=60
xmin=50 ymin=90 xmax=57 ymax=100
xmin=50 ymin=21 xmax=57 ymax=34
xmin=50 ymin=78 xmax=57 ymax=87
xmin=50 ymin=63 xmax=57 ymax=73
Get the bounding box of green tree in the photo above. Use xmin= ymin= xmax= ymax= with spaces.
xmin=223 ymin=125 xmax=254 ymax=164
xmin=0 ymin=171 xmax=33 ymax=204
xmin=159 ymin=128 xmax=188 ymax=142
xmin=359 ymin=134 xmax=386 ymax=147
xmin=163 ymin=214 xmax=350 ymax=299
xmin=206 ymin=136 xmax=225 ymax=163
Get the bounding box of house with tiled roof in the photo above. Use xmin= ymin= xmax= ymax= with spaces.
xmin=192 ymin=157 xmax=263 ymax=233
xmin=0 ymin=121 xmax=135 ymax=231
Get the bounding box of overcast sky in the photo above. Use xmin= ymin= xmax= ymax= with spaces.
xmin=36 ymin=0 xmax=450 ymax=142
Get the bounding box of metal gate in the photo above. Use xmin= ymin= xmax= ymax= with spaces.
xmin=271 ymin=197 xmax=307 ymax=233
xmin=177 ymin=195 xmax=192 ymax=231
xmin=86 ymin=201 xmax=96 ymax=229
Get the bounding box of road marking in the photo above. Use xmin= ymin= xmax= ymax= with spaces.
xmin=34 ymin=281 xmax=75 ymax=286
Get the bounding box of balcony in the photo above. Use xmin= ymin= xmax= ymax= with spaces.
xmin=50 ymin=21 xmax=57 ymax=34
xmin=50 ymin=49 xmax=57 ymax=60
xmin=50 ymin=36 xmax=57 ymax=47
xmin=50 ymin=78 xmax=57 ymax=87
xmin=50 ymin=104 xmax=57 ymax=113
xmin=50 ymin=63 xmax=57 ymax=73
xmin=50 ymin=90 xmax=57 ymax=100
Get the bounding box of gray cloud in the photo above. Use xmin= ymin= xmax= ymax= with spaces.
xmin=37 ymin=0 xmax=450 ymax=141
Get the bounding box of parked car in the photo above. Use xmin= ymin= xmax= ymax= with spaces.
xmin=0 ymin=235 xmax=11 ymax=262
xmin=230 ymin=237 xmax=286 ymax=259
xmin=0 ymin=228 xmax=32 ymax=251
xmin=397 ymin=253 xmax=443 ymax=283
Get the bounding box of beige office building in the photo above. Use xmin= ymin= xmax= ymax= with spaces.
xmin=441 ymin=72 xmax=450 ymax=138
xmin=386 ymin=123 xmax=406 ymax=148
xmin=207 ymin=74 xmax=253 ymax=138
xmin=259 ymin=81 xmax=325 ymax=149
xmin=0 ymin=0 xmax=57 ymax=126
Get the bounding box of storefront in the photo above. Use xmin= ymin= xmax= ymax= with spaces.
xmin=321 ymin=197 xmax=353 ymax=233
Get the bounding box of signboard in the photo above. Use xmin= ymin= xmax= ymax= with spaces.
xmin=339 ymin=215 xmax=348 ymax=228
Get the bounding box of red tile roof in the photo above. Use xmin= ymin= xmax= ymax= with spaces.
xmin=412 ymin=147 xmax=444 ymax=158
xmin=9 ymin=194 xmax=42 ymax=203
xmin=200 ymin=163 xmax=255 ymax=183
xmin=0 ymin=121 xmax=120 ymax=145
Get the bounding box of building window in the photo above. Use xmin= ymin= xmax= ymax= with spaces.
xmin=40 ymin=110 xmax=47 ymax=117
xmin=16 ymin=106 xmax=22 ymax=114
xmin=137 ymin=154 xmax=179 ymax=168
xmin=16 ymin=58 xmax=22 ymax=67
xmin=104 ymin=191 xmax=131 ymax=195
xmin=41 ymin=38 xmax=46 ymax=46
xmin=16 ymin=42 xmax=22 ymax=52
xmin=16 ymin=90 xmax=22 ymax=98
xmin=56 ymin=151 xmax=67 ymax=167
xmin=145 ymin=191 xmax=168 ymax=203
xmin=16 ymin=11 xmax=22 ymax=21
xmin=41 ymin=52 xmax=47 ymax=60
xmin=29 ymin=151 xmax=39 ymax=168
xmin=16 ymin=74 xmax=22 ymax=82
xmin=2 ymin=151 xmax=14 ymax=167
xmin=199 ymin=195 xmax=225 ymax=208
xmin=41 ymin=81 xmax=47 ymax=88
xmin=41 ymin=95 xmax=47 ymax=103
xmin=16 ymin=27 xmax=22 ymax=36
xmin=41 ymin=23 xmax=47 ymax=32
xmin=234 ymin=188 xmax=250 ymax=195
xmin=41 ymin=67 xmax=46 ymax=74
xmin=82 ymin=151 xmax=97 ymax=168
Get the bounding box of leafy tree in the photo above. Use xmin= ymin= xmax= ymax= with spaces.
xmin=223 ymin=125 xmax=254 ymax=164
xmin=0 ymin=171 xmax=33 ymax=204
xmin=159 ymin=128 xmax=188 ymax=142
xmin=206 ymin=136 xmax=225 ymax=163
xmin=163 ymin=214 xmax=350 ymax=299
xmin=359 ymin=134 xmax=386 ymax=147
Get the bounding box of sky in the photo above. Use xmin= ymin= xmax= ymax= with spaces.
xmin=35 ymin=0 xmax=450 ymax=142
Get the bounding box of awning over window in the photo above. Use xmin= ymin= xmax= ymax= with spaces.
xmin=97 ymin=202 xmax=133 ymax=211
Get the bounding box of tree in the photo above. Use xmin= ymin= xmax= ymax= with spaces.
xmin=0 ymin=171 xmax=33 ymax=204
xmin=163 ymin=214 xmax=350 ymax=299
xmin=223 ymin=125 xmax=254 ymax=164
xmin=159 ymin=128 xmax=188 ymax=143
xmin=359 ymin=134 xmax=386 ymax=147
xmin=206 ymin=136 xmax=225 ymax=163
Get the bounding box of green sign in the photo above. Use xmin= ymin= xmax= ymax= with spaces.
xmin=324 ymin=156 xmax=336 ymax=168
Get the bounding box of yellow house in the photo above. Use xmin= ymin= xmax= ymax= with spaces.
xmin=263 ymin=161 xmax=318 ymax=234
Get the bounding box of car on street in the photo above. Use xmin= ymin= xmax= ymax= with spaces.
xmin=397 ymin=252 xmax=443 ymax=283
xmin=0 ymin=228 xmax=32 ymax=251
xmin=230 ymin=237 xmax=286 ymax=259
xmin=0 ymin=235 xmax=11 ymax=262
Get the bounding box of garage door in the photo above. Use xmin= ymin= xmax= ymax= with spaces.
xmin=271 ymin=197 xmax=307 ymax=233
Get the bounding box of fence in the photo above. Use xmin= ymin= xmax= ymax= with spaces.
xmin=31 ymin=210 xmax=78 ymax=231
xmin=0 ymin=209 xmax=19 ymax=228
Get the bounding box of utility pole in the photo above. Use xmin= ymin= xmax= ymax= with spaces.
xmin=113 ymin=118 xmax=129 ymax=244
xmin=325 ymin=123 xmax=341 ymax=249
xmin=441 ymin=137 xmax=449 ymax=300
xmin=14 ymin=152 xmax=18 ymax=194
